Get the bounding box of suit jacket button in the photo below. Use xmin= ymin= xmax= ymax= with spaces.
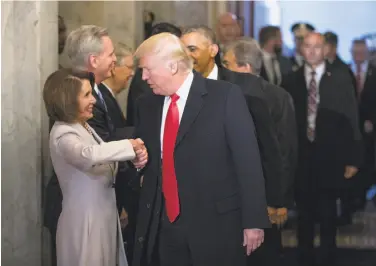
xmin=138 ymin=236 xmax=144 ymax=243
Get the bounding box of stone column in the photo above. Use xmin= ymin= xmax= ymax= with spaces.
xmin=1 ymin=1 xmax=58 ymax=265
xmin=173 ymin=1 xmax=209 ymax=27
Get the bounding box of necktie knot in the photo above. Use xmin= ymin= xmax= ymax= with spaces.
xmin=311 ymin=70 xmax=316 ymax=77
xmin=170 ymin=93 xmax=179 ymax=103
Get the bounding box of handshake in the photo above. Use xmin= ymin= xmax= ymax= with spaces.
xmin=129 ymin=138 xmax=148 ymax=169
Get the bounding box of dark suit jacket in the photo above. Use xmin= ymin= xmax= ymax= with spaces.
xmin=259 ymin=79 xmax=298 ymax=207
xmin=219 ymin=68 xmax=285 ymax=208
xmin=284 ymin=63 xmax=362 ymax=189
xmin=132 ymin=72 xmax=269 ymax=266
xmin=328 ymin=56 xmax=357 ymax=97
xmin=98 ymin=83 xmax=140 ymax=193
xmin=127 ymin=69 xmax=152 ymax=126
xmin=358 ymin=63 xmax=376 ymax=130
xmin=260 ymin=55 xmax=293 ymax=86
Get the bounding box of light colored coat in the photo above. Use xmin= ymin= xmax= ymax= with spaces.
xmin=50 ymin=121 xmax=135 ymax=266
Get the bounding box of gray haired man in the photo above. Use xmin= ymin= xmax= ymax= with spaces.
xmin=223 ymin=37 xmax=298 ymax=266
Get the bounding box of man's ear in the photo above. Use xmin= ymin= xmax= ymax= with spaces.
xmin=237 ymin=63 xmax=253 ymax=74
xmin=209 ymin=43 xmax=219 ymax=58
xmin=88 ymin=54 xmax=98 ymax=69
xmin=169 ymin=61 xmax=179 ymax=75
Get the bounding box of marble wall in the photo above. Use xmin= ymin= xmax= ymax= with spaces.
xmin=1 ymin=1 xmax=58 ymax=265
xmin=143 ymin=1 xmax=227 ymax=29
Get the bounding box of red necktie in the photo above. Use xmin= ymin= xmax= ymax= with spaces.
xmin=307 ymin=70 xmax=317 ymax=141
xmin=162 ymin=93 xmax=180 ymax=222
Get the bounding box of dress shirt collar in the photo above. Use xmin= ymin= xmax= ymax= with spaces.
xmin=168 ymin=71 xmax=194 ymax=102
xmin=351 ymin=60 xmax=369 ymax=74
xmin=206 ymin=64 xmax=219 ymax=80
xmin=304 ymin=61 xmax=326 ymax=77
xmin=101 ymin=82 xmax=115 ymax=97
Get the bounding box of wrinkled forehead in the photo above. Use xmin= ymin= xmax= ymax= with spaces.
xmin=303 ymin=33 xmax=324 ymax=45
xmin=219 ymin=14 xmax=237 ymax=26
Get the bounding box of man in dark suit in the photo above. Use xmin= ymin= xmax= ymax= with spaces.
xmin=222 ymin=36 xmax=298 ymax=266
xmin=283 ymin=33 xmax=362 ymax=266
xmin=180 ymin=27 xmax=283 ymax=211
xmin=132 ymin=32 xmax=269 ymax=266
xmin=349 ymin=39 xmax=376 ymax=213
xmin=323 ymin=31 xmax=357 ymax=97
xmin=127 ymin=23 xmax=182 ymax=126
xmin=258 ymin=25 xmax=293 ymax=86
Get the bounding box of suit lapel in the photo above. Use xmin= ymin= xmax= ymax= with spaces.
xmin=175 ymin=73 xmax=207 ymax=148
xmin=364 ymin=64 xmax=374 ymax=87
xmin=318 ymin=64 xmax=333 ymax=107
xmin=153 ymin=95 xmax=164 ymax=164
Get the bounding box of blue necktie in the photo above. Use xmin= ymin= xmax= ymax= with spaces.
xmin=97 ymin=89 xmax=108 ymax=111
xmin=95 ymin=87 xmax=114 ymax=133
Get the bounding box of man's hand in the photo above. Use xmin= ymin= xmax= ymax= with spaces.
xmin=267 ymin=207 xmax=288 ymax=227
xmin=344 ymin=165 xmax=358 ymax=179
xmin=364 ymin=120 xmax=373 ymax=134
xmin=276 ymin=207 xmax=288 ymax=227
xmin=267 ymin=207 xmax=277 ymax=224
xmin=129 ymin=138 xmax=148 ymax=169
xmin=243 ymin=228 xmax=264 ymax=255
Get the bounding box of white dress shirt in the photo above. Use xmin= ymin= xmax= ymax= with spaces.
xmin=160 ymin=72 xmax=194 ymax=156
xmin=93 ymin=83 xmax=100 ymax=95
xmin=304 ymin=62 xmax=325 ymax=131
xmin=206 ymin=64 xmax=219 ymax=80
xmin=262 ymin=50 xmax=282 ymax=85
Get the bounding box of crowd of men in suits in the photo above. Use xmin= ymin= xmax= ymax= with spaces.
xmin=45 ymin=14 xmax=375 ymax=266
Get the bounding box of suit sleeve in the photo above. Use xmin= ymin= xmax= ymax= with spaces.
xmin=278 ymin=92 xmax=298 ymax=207
xmin=340 ymin=73 xmax=363 ymax=167
xmin=245 ymin=93 xmax=284 ymax=208
xmin=55 ymin=129 xmax=135 ymax=171
xmin=224 ymin=85 xmax=270 ymax=229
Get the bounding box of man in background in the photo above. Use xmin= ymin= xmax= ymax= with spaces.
xmin=258 ymin=26 xmax=293 ymax=86
xmin=223 ymin=37 xmax=298 ymax=266
xmin=290 ymin=23 xmax=315 ymax=70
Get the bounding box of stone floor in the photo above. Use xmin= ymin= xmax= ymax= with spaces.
xmin=280 ymin=200 xmax=376 ymax=265
xmin=282 ymin=201 xmax=376 ymax=249
xmin=281 ymin=248 xmax=376 ymax=266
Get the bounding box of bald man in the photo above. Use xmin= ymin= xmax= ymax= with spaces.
xmin=216 ymin=12 xmax=240 ymax=45
xmin=215 ymin=13 xmax=241 ymax=66
xmin=283 ymin=32 xmax=361 ymax=266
